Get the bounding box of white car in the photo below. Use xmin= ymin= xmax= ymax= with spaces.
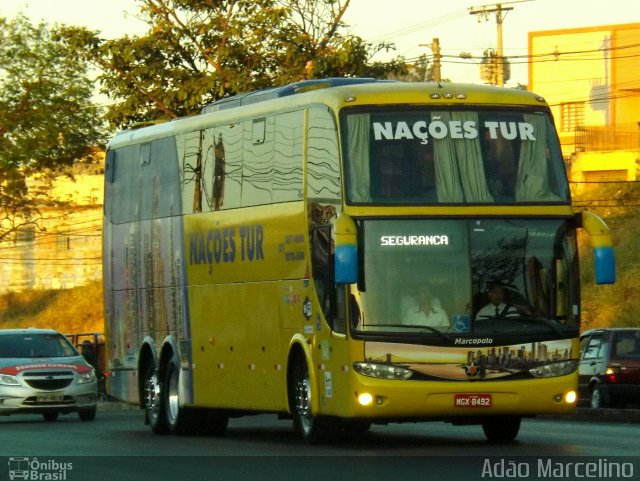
xmin=0 ymin=328 xmax=97 ymax=421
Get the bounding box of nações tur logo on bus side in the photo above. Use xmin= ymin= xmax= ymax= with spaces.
xmin=189 ymin=224 xmax=264 ymax=274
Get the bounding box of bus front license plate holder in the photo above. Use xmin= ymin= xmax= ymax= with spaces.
xmin=454 ymin=393 xmax=492 ymax=408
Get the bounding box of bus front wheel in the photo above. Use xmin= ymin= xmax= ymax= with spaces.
xmin=291 ymin=360 xmax=335 ymax=444
xmin=482 ymin=416 xmax=521 ymax=443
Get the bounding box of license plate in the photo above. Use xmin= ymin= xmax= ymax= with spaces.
xmin=37 ymin=393 xmax=64 ymax=403
xmin=454 ymin=393 xmax=492 ymax=408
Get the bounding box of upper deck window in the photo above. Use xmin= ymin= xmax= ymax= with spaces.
xmin=342 ymin=108 xmax=569 ymax=205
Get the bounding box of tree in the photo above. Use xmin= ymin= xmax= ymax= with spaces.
xmin=0 ymin=15 xmax=104 ymax=243
xmin=389 ymin=54 xmax=435 ymax=82
xmin=58 ymin=0 xmax=406 ymax=129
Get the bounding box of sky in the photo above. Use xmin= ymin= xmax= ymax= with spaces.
xmin=1 ymin=0 xmax=638 ymax=87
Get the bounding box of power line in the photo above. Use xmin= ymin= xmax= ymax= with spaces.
xmin=366 ymin=9 xmax=469 ymax=44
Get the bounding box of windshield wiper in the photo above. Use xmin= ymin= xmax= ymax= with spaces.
xmin=366 ymin=324 xmax=454 ymax=342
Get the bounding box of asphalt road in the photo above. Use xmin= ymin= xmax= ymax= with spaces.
xmin=0 ymin=404 xmax=637 ymax=481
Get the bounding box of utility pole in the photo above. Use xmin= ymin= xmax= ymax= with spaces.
xmin=431 ymin=38 xmax=442 ymax=82
xmin=469 ymin=2 xmax=529 ymax=86
xmin=419 ymin=38 xmax=442 ymax=81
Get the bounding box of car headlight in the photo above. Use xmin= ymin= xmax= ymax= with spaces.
xmin=77 ymin=370 xmax=97 ymax=384
xmin=529 ymin=360 xmax=578 ymax=378
xmin=353 ymin=362 xmax=413 ymax=380
xmin=0 ymin=374 xmax=20 ymax=386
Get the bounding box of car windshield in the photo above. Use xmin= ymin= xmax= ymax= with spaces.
xmin=0 ymin=333 xmax=78 ymax=358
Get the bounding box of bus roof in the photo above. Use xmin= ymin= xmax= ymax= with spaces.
xmin=108 ymin=79 xmax=549 ymax=149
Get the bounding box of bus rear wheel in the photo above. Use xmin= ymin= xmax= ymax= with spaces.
xmin=291 ymin=360 xmax=336 ymax=444
xmin=143 ymin=361 xmax=168 ymax=434
xmin=164 ymin=354 xmax=198 ymax=435
xmin=482 ymin=416 xmax=521 ymax=443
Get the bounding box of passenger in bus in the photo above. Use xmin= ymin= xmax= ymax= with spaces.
xmin=475 ymin=284 xmax=520 ymax=321
xmin=401 ymin=286 xmax=449 ymax=327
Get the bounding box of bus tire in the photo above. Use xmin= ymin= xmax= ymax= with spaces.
xmin=482 ymin=416 xmax=521 ymax=443
xmin=163 ymin=354 xmax=197 ymax=435
xmin=291 ymin=360 xmax=336 ymax=444
xmin=143 ymin=361 xmax=168 ymax=434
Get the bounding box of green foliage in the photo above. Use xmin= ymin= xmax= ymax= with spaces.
xmin=0 ymin=15 xmax=105 ymax=242
xmin=0 ymin=281 xmax=104 ymax=334
xmin=57 ymin=0 xmax=406 ymax=129
xmin=573 ymin=182 xmax=640 ymax=330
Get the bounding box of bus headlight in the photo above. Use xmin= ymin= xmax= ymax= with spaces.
xmin=529 ymin=360 xmax=578 ymax=378
xmin=565 ymin=391 xmax=577 ymax=404
xmin=353 ymin=362 xmax=413 ymax=380
xmin=357 ymin=393 xmax=374 ymax=406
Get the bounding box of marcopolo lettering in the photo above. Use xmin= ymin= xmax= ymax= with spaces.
xmin=189 ymin=224 xmax=264 ymax=274
xmin=454 ymin=337 xmax=494 ymax=345
xmin=372 ymin=119 xmax=536 ymax=144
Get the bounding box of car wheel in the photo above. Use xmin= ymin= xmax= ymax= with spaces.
xmin=590 ymin=384 xmax=605 ymax=409
xmin=482 ymin=416 xmax=521 ymax=443
xmin=42 ymin=412 xmax=59 ymax=422
xmin=78 ymin=406 xmax=97 ymax=421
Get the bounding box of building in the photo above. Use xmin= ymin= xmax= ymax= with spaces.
xmin=0 ymin=157 xmax=104 ymax=294
xmin=528 ymin=23 xmax=640 ymax=183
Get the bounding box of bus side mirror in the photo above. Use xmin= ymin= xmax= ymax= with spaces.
xmin=333 ymin=214 xmax=358 ymax=284
xmin=594 ymin=246 xmax=616 ymax=284
xmin=579 ymin=211 xmax=616 ymax=285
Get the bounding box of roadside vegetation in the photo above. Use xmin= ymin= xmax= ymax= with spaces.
xmin=0 ymin=280 xmax=103 ymax=334
xmin=574 ymin=181 xmax=640 ymax=330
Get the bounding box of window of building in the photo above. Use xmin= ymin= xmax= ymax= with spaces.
xmin=15 ymin=226 xmax=35 ymax=243
xmin=560 ymin=102 xmax=585 ymax=132
xmin=57 ymin=232 xmax=71 ymax=251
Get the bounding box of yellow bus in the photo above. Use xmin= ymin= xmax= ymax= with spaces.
xmin=103 ymin=78 xmax=616 ymax=443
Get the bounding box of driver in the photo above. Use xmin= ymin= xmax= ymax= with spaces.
xmin=475 ymin=284 xmax=520 ymax=321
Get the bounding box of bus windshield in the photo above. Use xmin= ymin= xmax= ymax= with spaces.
xmin=351 ymin=218 xmax=579 ymax=340
xmin=342 ymin=108 xmax=569 ymax=205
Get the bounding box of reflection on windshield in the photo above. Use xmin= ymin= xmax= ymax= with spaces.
xmin=0 ymin=334 xmax=78 ymax=358
xmin=352 ymin=218 xmax=579 ymax=339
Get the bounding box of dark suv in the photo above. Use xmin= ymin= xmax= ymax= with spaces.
xmin=579 ymin=328 xmax=640 ymax=408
